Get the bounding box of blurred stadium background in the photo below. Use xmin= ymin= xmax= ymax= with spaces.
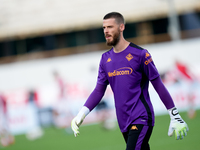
xmin=0 ymin=0 xmax=200 ymax=149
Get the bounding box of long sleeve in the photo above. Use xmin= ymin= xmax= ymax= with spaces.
xmin=84 ymin=83 xmax=107 ymax=111
xmin=151 ymin=76 xmax=175 ymax=109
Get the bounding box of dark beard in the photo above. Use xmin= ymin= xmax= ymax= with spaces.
xmin=106 ymin=31 xmax=120 ymax=46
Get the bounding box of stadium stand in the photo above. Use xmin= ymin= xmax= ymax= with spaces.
xmin=0 ymin=0 xmax=200 ymax=63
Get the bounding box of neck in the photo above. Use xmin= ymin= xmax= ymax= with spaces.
xmin=113 ymin=37 xmax=130 ymax=53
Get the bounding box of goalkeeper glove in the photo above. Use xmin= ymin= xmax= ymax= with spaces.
xmin=71 ymin=106 xmax=90 ymax=137
xmin=168 ymin=107 xmax=189 ymax=140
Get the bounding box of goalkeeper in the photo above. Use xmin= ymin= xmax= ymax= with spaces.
xmin=71 ymin=12 xmax=188 ymax=150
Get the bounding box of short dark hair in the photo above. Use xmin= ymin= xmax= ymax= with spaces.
xmin=103 ymin=12 xmax=125 ymax=25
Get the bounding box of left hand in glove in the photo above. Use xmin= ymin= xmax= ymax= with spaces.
xmin=168 ymin=107 xmax=189 ymax=140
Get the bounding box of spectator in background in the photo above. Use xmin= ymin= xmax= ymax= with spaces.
xmin=0 ymin=93 xmax=15 ymax=147
xmin=52 ymin=71 xmax=73 ymax=133
xmin=175 ymin=60 xmax=197 ymax=119
xmin=53 ymin=71 xmax=65 ymax=99
xmin=26 ymin=90 xmax=44 ymax=140
xmin=161 ymin=60 xmax=197 ymax=119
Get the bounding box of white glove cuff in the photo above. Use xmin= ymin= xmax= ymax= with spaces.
xmin=77 ymin=106 xmax=90 ymax=119
xmin=168 ymin=107 xmax=180 ymax=118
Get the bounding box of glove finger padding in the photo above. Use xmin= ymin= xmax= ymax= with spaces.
xmin=175 ymin=130 xmax=180 ymax=140
xmin=71 ymin=117 xmax=80 ymax=137
xmin=183 ymin=127 xmax=187 ymax=136
xmin=180 ymin=130 xmax=184 ymax=140
xmin=171 ymin=124 xmax=189 ymax=140
xmin=178 ymin=127 xmax=187 ymax=140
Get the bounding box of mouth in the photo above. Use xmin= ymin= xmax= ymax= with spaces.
xmin=105 ymin=34 xmax=112 ymax=39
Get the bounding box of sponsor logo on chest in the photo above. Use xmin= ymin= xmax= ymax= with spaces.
xmin=108 ymin=67 xmax=133 ymax=77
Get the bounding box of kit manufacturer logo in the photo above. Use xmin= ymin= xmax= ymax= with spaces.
xmin=107 ymin=57 xmax=112 ymax=63
xmin=131 ymin=125 xmax=138 ymax=130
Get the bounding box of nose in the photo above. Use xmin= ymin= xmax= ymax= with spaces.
xmin=103 ymin=27 xmax=108 ymax=34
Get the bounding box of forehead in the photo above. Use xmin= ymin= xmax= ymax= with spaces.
xmin=103 ymin=18 xmax=117 ymax=26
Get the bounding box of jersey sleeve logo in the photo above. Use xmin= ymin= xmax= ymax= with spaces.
xmin=106 ymin=57 xmax=112 ymax=63
xmin=126 ymin=53 xmax=133 ymax=61
xmin=144 ymin=52 xmax=153 ymax=65
xmin=145 ymin=52 xmax=150 ymax=58
xmin=144 ymin=57 xmax=153 ymax=65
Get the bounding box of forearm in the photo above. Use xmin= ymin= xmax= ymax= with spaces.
xmin=151 ymin=76 xmax=175 ymax=109
xmin=71 ymin=83 xmax=107 ymax=137
xmin=84 ymin=83 xmax=107 ymax=111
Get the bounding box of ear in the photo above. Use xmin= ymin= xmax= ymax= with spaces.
xmin=119 ymin=24 xmax=125 ymax=32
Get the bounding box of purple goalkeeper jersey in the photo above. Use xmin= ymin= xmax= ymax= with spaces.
xmin=97 ymin=43 xmax=160 ymax=132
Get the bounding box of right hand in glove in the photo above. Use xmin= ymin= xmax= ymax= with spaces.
xmin=71 ymin=106 xmax=90 ymax=137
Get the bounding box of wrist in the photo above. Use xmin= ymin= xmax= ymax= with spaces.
xmin=168 ymin=107 xmax=180 ymax=119
xmin=77 ymin=106 xmax=90 ymax=119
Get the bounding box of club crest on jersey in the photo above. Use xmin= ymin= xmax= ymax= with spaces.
xmin=108 ymin=67 xmax=133 ymax=77
xmin=126 ymin=53 xmax=133 ymax=61
xmin=107 ymin=57 xmax=112 ymax=63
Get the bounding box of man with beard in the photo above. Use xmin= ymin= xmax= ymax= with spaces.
xmin=71 ymin=12 xmax=188 ymax=150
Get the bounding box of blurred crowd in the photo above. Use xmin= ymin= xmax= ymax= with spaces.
xmin=0 ymin=59 xmax=199 ymax=148
xmin=161 ymin=60 xmax=199 ymax=119
xmin=0 ymin=69 xmax=116 ymax=148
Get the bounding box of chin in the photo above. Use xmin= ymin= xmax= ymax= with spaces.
xmin=106 ymin=40 xmax=112 ymax=46
xmin=106 ymin=42 xmax=113 ymax=46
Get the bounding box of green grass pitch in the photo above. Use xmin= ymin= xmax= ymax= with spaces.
xmin=4 ymin=109 xmax=200 ymax=150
